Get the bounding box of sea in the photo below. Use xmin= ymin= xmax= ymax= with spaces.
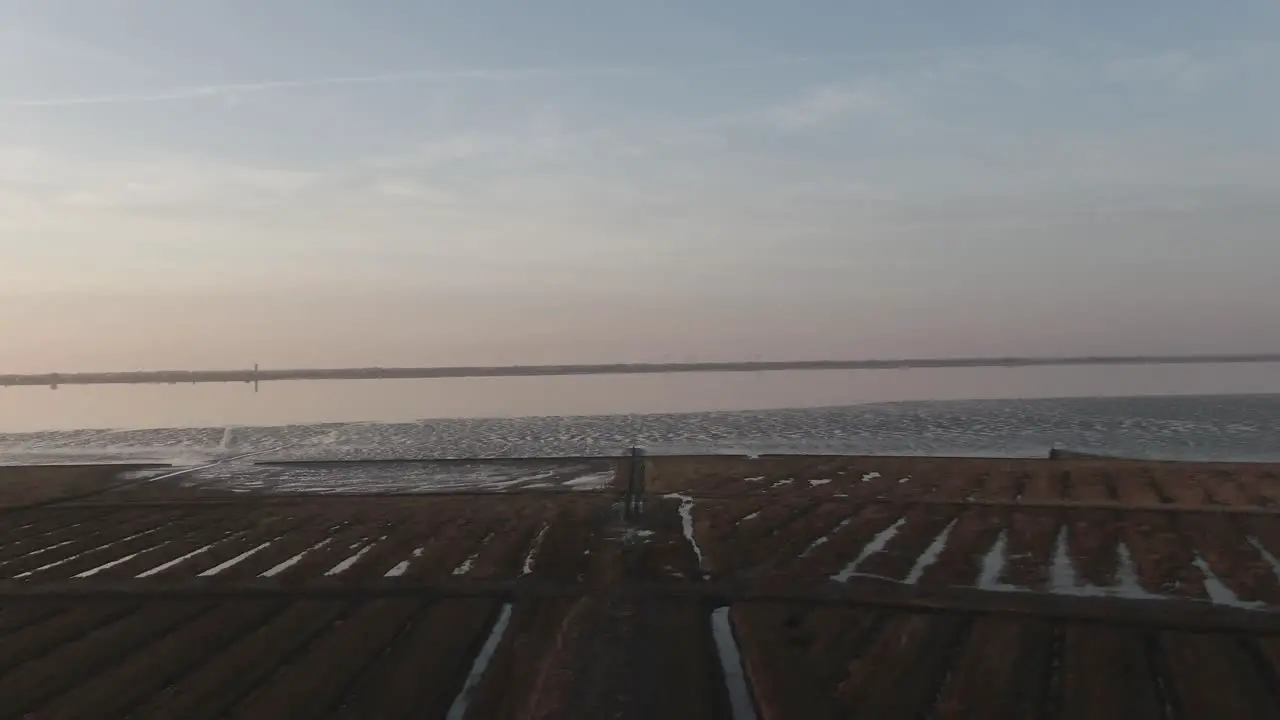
xmin=1 ymin=364 xmax=1277 ymax=466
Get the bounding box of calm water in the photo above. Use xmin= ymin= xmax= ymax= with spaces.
xmin=2 ymin=363 xmax=1278 ymax=433
xmin=1 ymin=363 xmax=1278 ymax=464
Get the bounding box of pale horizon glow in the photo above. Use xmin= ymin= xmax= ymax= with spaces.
xmin=4 ymin=2 xmax=1280 ymax=375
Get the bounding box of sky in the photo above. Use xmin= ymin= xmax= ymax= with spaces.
xmin=3 ymin=1 xmax=1280 ymax=373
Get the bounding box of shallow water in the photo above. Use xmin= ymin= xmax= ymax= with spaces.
xmin=1 ymin=392 xmax=1277 ymax=464
xmin=4 ymin=363 xmax=1279 ymax=463
xmin=3 ymin=363 xmax=1279 ymax=433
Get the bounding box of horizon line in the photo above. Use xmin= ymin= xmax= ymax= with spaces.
xmin=4 ymin=353 xmax=1280 ymax=388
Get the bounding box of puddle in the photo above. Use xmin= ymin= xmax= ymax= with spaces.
xmin=14 ymin=524 xmax=173 ymax=579
xmin=664 ymin=493 xmax=705 ymax=573
xmin=453 ymin=534 xmax=494 ymax=576
xmin=798 ymin=518 xmax=853 ymax=558
xmin=1249 ymin=537 xmax=1280 ymax=579
xmin=980 ymin=527 xmax=1162 ymax=601
xmin=262 ymin=537 xmax=335 ymax=577
xmin=1047 ymin=527 xmax=1078 ymax=593
xmin=3 ymin=538 xmax=76 ymax=565
xmin=903 ymin=519 xmax=957 ymax=584
xmin=830 ymin=517 xmax=905 ymax=582
xmin=74 ymin=543 xmax=168 ymax=578
xmin=136 ymin=535 xmax=235 ymax=577
xmin=385 ymin=547 xmax=425 ymax=578
xmin=74 ymin=551 xmax=142 ymax=578
xmin=445 ymin=604 xmax=514 ymax=720
xmin=198 ymin=540 xmax=274 ymax=577
xmin=977 ymin=532 xmax=1010 ymax=590
xmin=564 ymin=471 xmax=613 ymax=490
xmin=325 ymin=539 xmax=380 ymax=576
xmin=615 ymin=528 xmax=655 ymax=544
xmin=452 ymin=552 xmax=480 ymax=576
xmin=521 ymin=524 xmax=551 ymax=576
xmin=1193 ymin=555 xmax=1266 ymax=609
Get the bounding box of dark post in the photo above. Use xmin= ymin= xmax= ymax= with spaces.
xmin=624 ymin=446 xmax=646 ymax=519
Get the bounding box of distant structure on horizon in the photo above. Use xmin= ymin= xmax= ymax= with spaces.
xmin=3 ymin=353 xmax=1280 ymax=390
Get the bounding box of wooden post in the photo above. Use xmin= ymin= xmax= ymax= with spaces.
xmin=624 ymin=446 xmax=646 ymax=518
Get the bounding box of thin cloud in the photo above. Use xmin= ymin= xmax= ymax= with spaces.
xmin=0 ymin=65 xmax=650 ymax=108
xmin=2 ymin=53 xmax=873 ymax=109
xmin=767 ymin=84 xmax=896 ymax=130
xmin=374 ymin=179 xmax=458 ymax=205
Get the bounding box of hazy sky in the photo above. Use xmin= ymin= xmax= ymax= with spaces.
xmin=3 ymin=1 xmax=1280 ymax=372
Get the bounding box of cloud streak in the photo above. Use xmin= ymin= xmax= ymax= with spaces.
xmin=0 ymin=54 xmax=867 ymax=109
xmin=767 ymin=84 xmax=895 ymax=129
xmin=7 ymin=43 xmax=1262 ymax=109
xmin=1 ymin=65 xmax=649 ymax=108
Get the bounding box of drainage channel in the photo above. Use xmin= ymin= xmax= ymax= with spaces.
xmin=711 ymin=606 xmax=759 ymax=720
xmin=445 ymin=603 xmax=514 ymax=720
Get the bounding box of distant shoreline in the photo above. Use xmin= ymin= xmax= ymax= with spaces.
xmin=5 ymin=353 xmax=1280 ymax=388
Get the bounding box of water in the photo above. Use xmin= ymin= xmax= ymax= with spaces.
xmin=3 ymin=363 xmax=1278 ymax=431
xmin=0 ymin=364 xmax=1277 ymax=463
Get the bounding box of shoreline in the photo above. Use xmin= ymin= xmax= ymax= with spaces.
xmin=6 ymin=353 xmax=1280 ymax=388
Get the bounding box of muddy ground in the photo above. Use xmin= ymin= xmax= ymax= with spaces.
xmin=2 ymin=455 xmax=1280 ymax=718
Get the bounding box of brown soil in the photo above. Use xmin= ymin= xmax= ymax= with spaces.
xmin=1 ymin=455 xmax=1278 ymax=718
